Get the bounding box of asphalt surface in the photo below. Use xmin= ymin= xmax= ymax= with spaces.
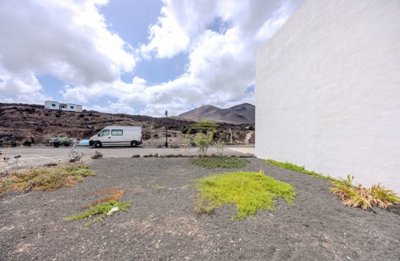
xmin=0 ymin=145 xmax=254 ymax=172
xmin=1 ymin=158 xmax=399 ymax=260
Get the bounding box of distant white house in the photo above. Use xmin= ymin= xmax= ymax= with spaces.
xmin=256 ymin=0 xmax=400 ymax=193
xmin=44 ymin=101 xmax=82 ymax=112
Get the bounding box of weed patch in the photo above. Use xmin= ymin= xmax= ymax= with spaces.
xmin=331 ymin=175 xmax=400 ymax=210
xmin=192 ymin=156 xmax=248 ymax=169
xmin=266 ymin=159 xmax=335 ymax=181
xmin=65 ymin=200 xmax=131 ymax=226
xmin=195 ymin=171 xmax=295 ymax=220
xmin=0 ymin=164 xmax=95 ymax=193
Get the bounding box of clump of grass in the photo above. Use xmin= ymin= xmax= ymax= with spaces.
xmin=266 ymin=159 xmax=335 ymax=181
xmin=91 ymin=151 xmax=103 ymax=159
xmin=0 ymin=164 xmax=95 ymax=193
xmin=192 ymin=156 xmax=248 ymax=169
xmin=195 ymin=171 xmax=295 ymax=220
xmin=331 ymin=175 xmax=400 ymax=210
xmin=65 ymin=200 xmax=131 ymax=226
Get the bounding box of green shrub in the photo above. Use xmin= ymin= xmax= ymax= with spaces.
xmin=194 ymin=132 xmax=213 ymax=155
xmin=195 ymin=171 xmax=296 ymax=220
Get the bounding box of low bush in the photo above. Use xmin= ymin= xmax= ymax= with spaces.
xmin=195 ymin=171 xmax=295 ymax=220
xmin=192 ymin=156 xmax=248 ymax=169
xmin=0 ymin=164 xmax=95 ymax=193
xmin=331 ymin=175 xmax=400 ymax=210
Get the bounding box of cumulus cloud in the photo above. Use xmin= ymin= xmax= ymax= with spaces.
xmin=69 ymin=0 xmax=302 ymax=116
xmin=1 ymin=0 xmax=302 ymax=116
xmin=0 ymin=0 xmax=135 ymax=103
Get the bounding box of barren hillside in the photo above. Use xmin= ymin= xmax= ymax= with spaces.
xmin=0 ymin=103 xmax=255 ymax=147
xmin=178 ymin=103 xmax=255 ymax=124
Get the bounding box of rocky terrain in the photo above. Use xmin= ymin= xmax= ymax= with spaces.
xmin=178 ymin=103 xmax=255 ymax=124
xmin=0 ymin=103 xmax=254 ymax=147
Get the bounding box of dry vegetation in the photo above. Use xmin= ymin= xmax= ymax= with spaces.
xmin=331 ymin=175 xmax=400 ymax=210
xmin=0 ymin=164 xmax=95 ymax=194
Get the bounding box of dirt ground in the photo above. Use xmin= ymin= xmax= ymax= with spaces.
xmin=1 ymin=158 xmax=399 ymax=260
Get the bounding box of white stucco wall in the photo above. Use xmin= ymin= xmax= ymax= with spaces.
xmin=256 ymin=0 xmax=400 ymax=193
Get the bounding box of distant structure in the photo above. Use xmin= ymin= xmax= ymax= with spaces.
xmin=256 ymin=0 xmax=400 ymax=193
xmin=44 ymin=101 xmax=82 ymax=112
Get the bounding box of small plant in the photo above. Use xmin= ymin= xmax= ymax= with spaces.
xmin=192 ymin=156 xmax=248 ymax=169
xmin=195 ymin=171 xmax=296 ymax=220
xmin=215 ymin=140 xmax=225 ymax=156
xmin=65 ymin=200 xmax=131 ymax=226
xmin=266 ymin=159 xmax=335 ymax=181
xmin=91 ymin=151 xmax=103 ymax=159
xmin=331 ymin=175 xmax=400 ymax=210
xmin=0 ymin=164 xmax=95 ymax=193
xmin=194 ymin=132 xmax=214 ymax=155
xmin=186 ymin=120 xmax=217 ymax=156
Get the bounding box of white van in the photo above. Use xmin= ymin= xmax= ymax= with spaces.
xmin=89 ymin=126 xmax=142 ymax=148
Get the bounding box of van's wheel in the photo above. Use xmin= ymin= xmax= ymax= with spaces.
xmin=94 ymin=141 xmax=102 ymax=148
xmin=131 ymin=141 xmax=137 ymax=147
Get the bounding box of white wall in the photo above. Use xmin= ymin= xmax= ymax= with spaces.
xmin=256 ymin=0 xmax=400 ymax=193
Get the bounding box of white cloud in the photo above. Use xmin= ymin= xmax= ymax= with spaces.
xmin=0 ymin=0 xmax=135 ymax=104
xmin=82 ymin=0 xmax=302 ymax=116
xmin=0 ymin=68 xmax=50 ymax=103
xmin=1 ymin=0 xmax=302 ymax=116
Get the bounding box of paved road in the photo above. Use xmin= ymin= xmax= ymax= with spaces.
xmin=0 ymin=145 xmax=255 ymax=172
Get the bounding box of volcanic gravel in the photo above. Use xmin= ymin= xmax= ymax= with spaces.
xmin=1 ymin=158 xmax=399 ymax=260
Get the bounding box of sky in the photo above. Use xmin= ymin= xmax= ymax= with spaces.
xmin=0 ymin=0 xmax=303 ymax=117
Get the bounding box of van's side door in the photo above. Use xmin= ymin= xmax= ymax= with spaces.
xmin=110 ymin=129 xmax=124 ymax=145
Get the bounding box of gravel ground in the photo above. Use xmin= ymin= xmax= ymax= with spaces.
xmin=1 ymin=158 xmax=399 ymax=260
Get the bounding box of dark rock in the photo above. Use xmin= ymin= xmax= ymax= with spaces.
xmin=23 ymin=140 xmax=32 ymax=147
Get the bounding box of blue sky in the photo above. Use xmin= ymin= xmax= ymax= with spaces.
xmin=0 ymin=0 xmax=302 ymax=116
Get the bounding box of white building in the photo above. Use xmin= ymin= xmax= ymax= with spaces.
xmin=44 ymin=101 xmax=82 ymax=112
xmin=256 ymin=0 xmax=400 ymax=193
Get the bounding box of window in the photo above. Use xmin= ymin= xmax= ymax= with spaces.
xmin=100 ymin=129 xmax=110 ymax=136
xmin=111 ymin=129 xmax=123 ymax=136
xmin=52 ymin=104 xmax=56 ymax=107
xmin=70 ymin=106 xmax=74 ymax=109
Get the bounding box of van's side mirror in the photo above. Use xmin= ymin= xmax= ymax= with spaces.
xmin=97 ymin=134 xmax=100 ymax=137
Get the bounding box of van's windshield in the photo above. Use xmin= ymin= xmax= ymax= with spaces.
xmin=99 ymin=129 xmax=110 ymax=137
